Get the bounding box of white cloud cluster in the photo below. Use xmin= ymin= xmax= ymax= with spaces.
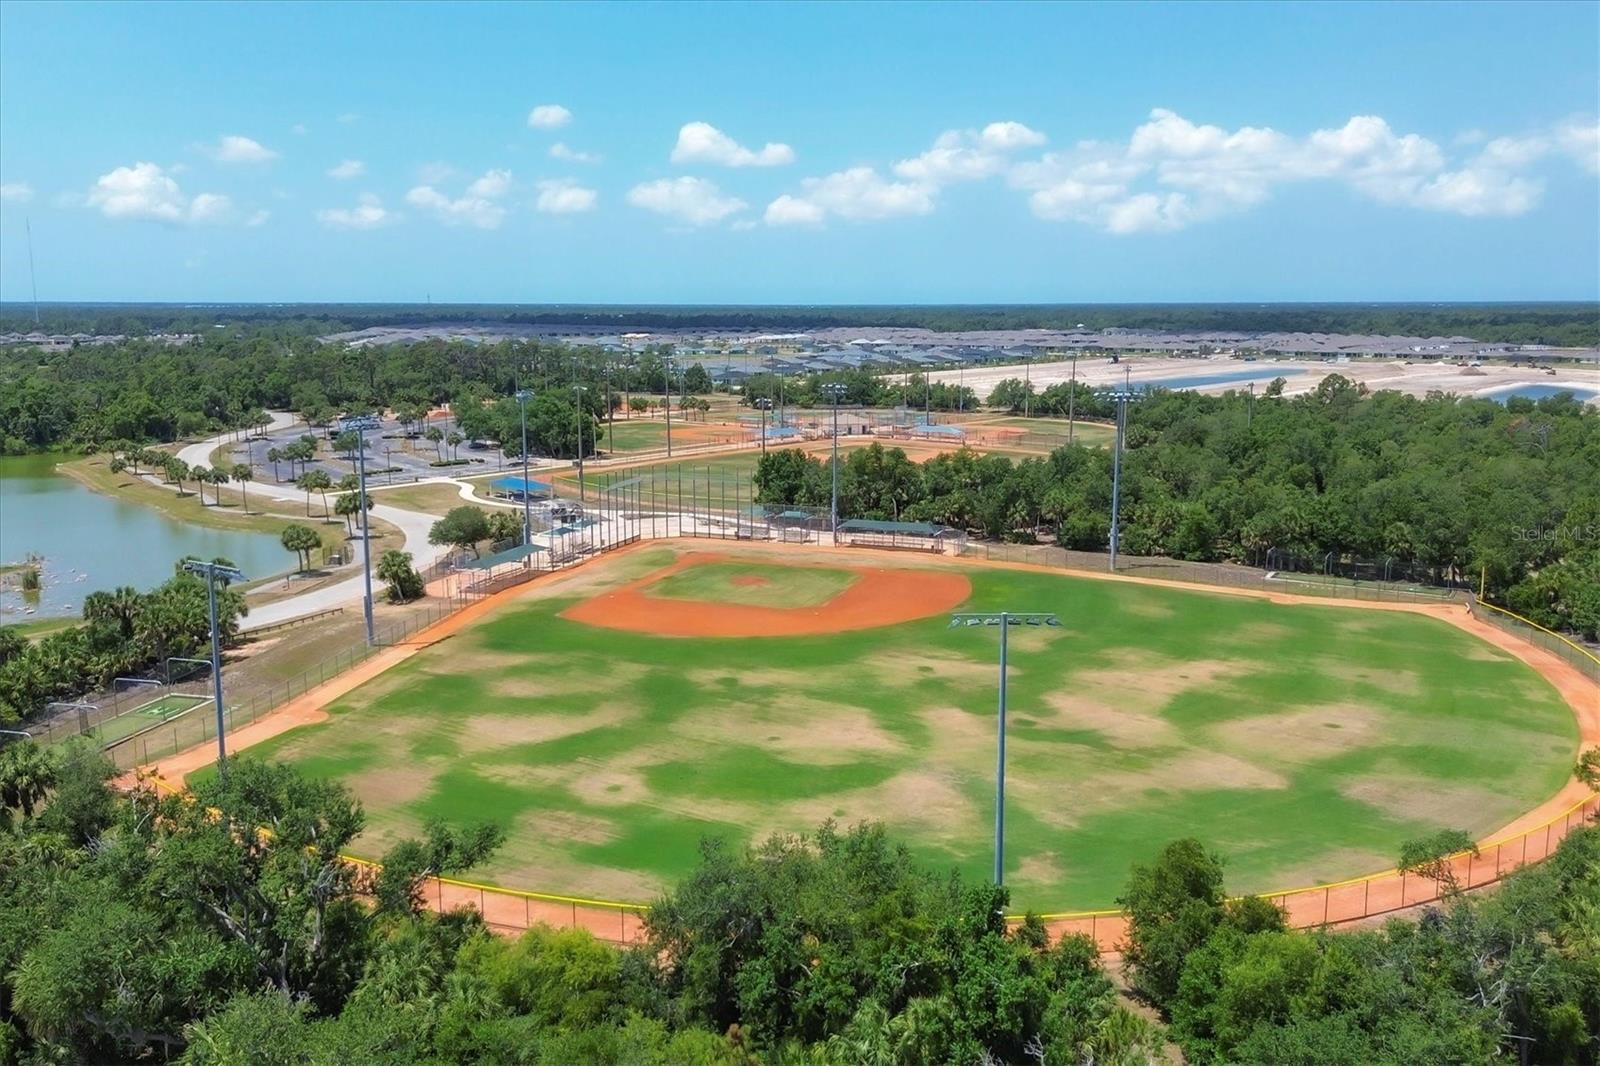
xmin=327 ymin=159 xmax=365 ymax=180
xmin=1012 ymin=109 xmax=1582 ymax=233
xmin=627 ymin=176 xmax=746 ymax=226
xmin=528 ymin=104 xmax=572 ymax=130
xmin=207 ymin=135 xmax=278 ymax=164
xmin=317 ymin=192 xmax=392 ymax=230
xmin=672 ymin=122 xmax=794 ymax=167
xmin=767 ymin=120 xmax=1042 ymax=226
xmin=0 ymin=182 xmax=33 ymax=203
xmin=535 ymin=178 xmax=598 ymax=214
xmin=86 ymin=162 xmax=234 ymax=224
xmin=550 ymin=142 xmax=600 ymax=164
xmin=406 ymin=169 xmax=513 ymax=228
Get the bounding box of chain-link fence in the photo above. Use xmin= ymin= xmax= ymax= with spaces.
xmin=962 ymin=541 xmax=1463 ymax=606
xmin=1467 ymin=596 xmax=1600 ymax=682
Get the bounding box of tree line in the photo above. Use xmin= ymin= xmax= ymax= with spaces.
xmin=0 ymin=744 xmax=1595 ymax=1063
xmin=754 ymin=378 xmax=1600 ymax=639
xmin=5 ymin=301 xmax=1596 ymax=346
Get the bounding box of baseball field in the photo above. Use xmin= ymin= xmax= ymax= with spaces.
xmin=229 ymin=543 xmax=1580 ymax=910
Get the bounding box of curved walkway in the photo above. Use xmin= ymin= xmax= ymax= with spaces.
xmin=149 ymin=414 xmax=451 ymax=631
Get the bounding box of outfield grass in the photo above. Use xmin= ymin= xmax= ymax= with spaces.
xmin=235 ymin=546 xmax=1579 ymax=910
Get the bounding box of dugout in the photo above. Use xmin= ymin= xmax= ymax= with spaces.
xmin=836 ymin=519 xmax=965 ymax=554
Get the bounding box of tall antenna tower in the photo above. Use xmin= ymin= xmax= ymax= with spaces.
xmin=25 ymin=218 xmax=41 ymax=325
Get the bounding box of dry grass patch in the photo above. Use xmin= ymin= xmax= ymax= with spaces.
xmin=1042 ymin=691 xmax=1178 ymax=750
xmin=1326 ymin=661 xmax=1422 ymax=697
xmin=863 ymin=649 xmax=997 ymax=687
xmin=768 ymin=769 xmax=983 ymax=848
xmin=677 ymin=699 xmax=906 ymax=765
xmin=345 ymin=763 xmax=440 ymax=811
xmin=456 ymin=708 xmax=632 ymax=755
xmin=1341 ymin=776 xmax=1507 ymax=831
xmin=1210 ymin=704 xmax=1386 ymax=764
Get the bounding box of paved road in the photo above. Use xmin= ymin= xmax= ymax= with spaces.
xmin=164 ymin=414 xmax=450 ymax=631
xmin=175 ymin=409 xmax=299 ymax=469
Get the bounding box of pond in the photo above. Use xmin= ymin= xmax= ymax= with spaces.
xmin=1481 ymin=383 xmax=1600 ymax=404
xmin=1138 ymin=367 xmax=1307 ymax=391
xmin=0 ymin=454 xmax=289 ymax=621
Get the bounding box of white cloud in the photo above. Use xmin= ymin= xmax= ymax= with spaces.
xmin=0 ymin=182 xmax=33 ymax=203
xmin=327 ymin=159 xmax=366 ymax=180
xmin=535 ymin=178 xmax=597 ymax=214
xmin=337 ymin=113 xmax=360 ymax=125
xmin=763 ymin=194 xmax=826 ymax=227
xmin=405 ymin=169 xmax=512 ymax=228
xmin=1009 ymin=108 xmax=1590 ymax=233
xmin=980 ymin=121 xmax=1046 ymax=150
xmin=1555 ymin=117 xmax=1600 ymax=175
xmin=766 ymin=167 xmax=934 ymax=226
xmin=207 ymin=134 xmax=278 ymax=164
xmin=550 ymin=142 xmax=600 ymax=164
xmin=246 ymin=209 xmax=271 ymax=227
xmin=626 ymin=176 xmax=746 ymax=226
xmin=317 ymin=193 xmax=392 ymax=230
xmin=671 ymin=122 xmax=794 ymax=167
xmin=893 ymin=120 xmax=1048 ymax=189
xmin=466 ymin=168 xmax=513 ymax=198
xmin=528 ymin=104 xmax=572 ymax=129
xmin=291 ymin=123 xmax=308 ymax=136
xmin=86 ymin=161 xmax=233 ymax=224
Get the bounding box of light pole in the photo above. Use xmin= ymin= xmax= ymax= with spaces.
xmin=573 ymin=383 xmax=587 ymax=502
xmin=822 ymin=382 xmax=847 ymax=543
xmin=663 ymin=351 xmax=673 ymax=458
xmin=1068 ymin=354 xmax=1078 ymax=444
xmin=754 ymin=397 xmax=772 ymax=455
xmin=949 ymin=611 xmax=1061 ymax=884
xmin=354 ymin=424 xmax=375 ymax=645
xmin=515 ymin=388 xmax=532 ymax=553
xmin=182 ymin=559 xmax=245 ymax=780
xmin=1108 ymin=387 xmax=1139 ymax=571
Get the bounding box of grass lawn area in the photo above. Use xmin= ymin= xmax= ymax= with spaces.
xmin=596 ymin=420 xmax=670 ymax=453
xmin=234 ymin=545 xmax=1579 ymax=911
xmin=980 ymin=417 xmax=1117 ymax=445
xmin=373 ymin=481 xmax=472 ymax=516
xmin=565 ymin=453 xmax=764 ymax=510
xmin=9 ymin=616 xmax=79 ymax=640
xmin=645 ymin=560 xmax=858 ymax=608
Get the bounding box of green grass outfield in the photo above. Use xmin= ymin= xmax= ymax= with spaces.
xmin=228 ymin=545 xmax=1579 ymax=910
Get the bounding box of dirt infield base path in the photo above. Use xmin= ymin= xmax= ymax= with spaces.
xmin=559 ymin=551 xmax=972 ymax=637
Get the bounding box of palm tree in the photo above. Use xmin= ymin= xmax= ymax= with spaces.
xmin=425 ymin=425 xmax=445 ymax=460
xmin=296 ymin=469 xmax=331 ymax=517
xmin=266 ymin=447 xmax=282 ymax=482
xmin=0 ymin=743 xmax=58 ymax=825
xmin=446 ymin=431 xmax=464 ymax=460
xmin=165 ymin=457 xmax=191 ymax=496
xmin=232 ymin=463 xmax=253 ymax=513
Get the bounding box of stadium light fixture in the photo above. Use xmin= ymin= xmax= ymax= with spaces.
xmin=948 ymin=611 xmax=1061 ymax=885
xmin=182 ymin=559 xmax=244 ymax=780
xmin=754 ymin=397 xmax=773 ymax=455
xmin=821 ymin=382 xmax=848 ymax=544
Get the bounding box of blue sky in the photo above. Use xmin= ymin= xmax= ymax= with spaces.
xmin=1 ymin=1 xmax=1596 ymax=304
